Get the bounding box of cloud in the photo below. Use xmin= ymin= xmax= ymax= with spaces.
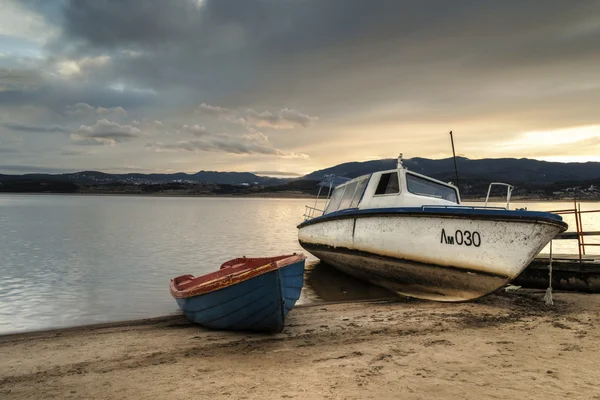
xmin=181 ymin=124 xmax=210 ymax=136
xmin=71 ymin=118 xmax=141 ymax=145
xmin=0 ymin=0 xmax=59 ymax=45
xmin=195 ymin=103 xmax=318 ymax=129
xmin=0 ymin=78 xmax=159 ymax=112
xmin=246 ymin=108 xmax=318 ymax=129
xmin=132 ymin=119 xmax=164 ymax=129
xmin=241 ymin=131 xmax=269 ymax=144
xmin=60 ymin=149 xmax=89 ymax=156
xmin=52 ymin=55 xmax=111 ymax=78
xmin=280 ymin=108 xmax=319 ymax=127
xmin=65 ymin=102 xmax=127 ymax=117
xmin=197 ymin=103 xmax=234 ymax=118
xmin=1 ymin=123 xmax=69 ymax=133
xmin=148 ymin=133 xmax=309 ymax=158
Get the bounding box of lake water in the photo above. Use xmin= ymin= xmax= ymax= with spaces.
xmin=1 ymin=194 xmax=598 ymax=335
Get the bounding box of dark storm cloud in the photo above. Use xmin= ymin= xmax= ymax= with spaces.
xmin=60 ymin=0 xmax=600 ymax=62
xmin=60 ymin=0 xmax=478 ymax=51
xmin=4 ymin=0 xmax=599 ymax=114
xmin=62 ymin=0 xmax=200 ymax=47
xmin=54 ymin=0 xmax=600 ymax=118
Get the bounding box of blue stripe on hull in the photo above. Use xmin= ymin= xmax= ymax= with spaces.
xmin=176 ymin=260 xmax=305 ymax=332
xmin=297 ymin=206 xmax=567 ymax=229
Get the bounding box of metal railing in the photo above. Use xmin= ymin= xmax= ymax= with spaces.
xmin=484 ymin=182 xmax=514 ymax=209
xmin=551 ymin=199 xmax=600 ymax=262
xmin=303 ymin=205 xmax=324 ymax=221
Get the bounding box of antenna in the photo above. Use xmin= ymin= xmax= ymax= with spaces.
xmin=449 ymin=131 xmax=460 ymax=191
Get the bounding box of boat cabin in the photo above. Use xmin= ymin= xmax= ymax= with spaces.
xmin=303 ymin=157 xmax=462 ymax=220
xmin=325 ymin=166 xmax=460 ymax=214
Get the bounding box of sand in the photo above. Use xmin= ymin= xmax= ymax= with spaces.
xmin=1 ymin=291 xmax=600 ymax=400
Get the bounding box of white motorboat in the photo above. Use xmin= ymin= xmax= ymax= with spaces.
xmin=297 ymin=156 xmax=568 ymax=302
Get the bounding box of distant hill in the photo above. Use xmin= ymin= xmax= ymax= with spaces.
xmin=0 ymin=170 xmax=288 ymax=186
xmin=303 ymin=157 xmax=600 ymax=185
xmin=1 ymin=157 xmax=600 ymax=198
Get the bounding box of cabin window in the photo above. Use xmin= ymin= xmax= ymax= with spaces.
xmin=324 ymin=186 xmax=345 ymax=214
xmin=374 ymin=172 xmax=400 ymax=195
xmin=350 ymin=177 xmax=369 ymax=208
xmin=406 ymin=173 xmax=458 ymax=203
xmin=337 ymin=181 xmax=358 ymax=211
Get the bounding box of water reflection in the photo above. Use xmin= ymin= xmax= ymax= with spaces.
xmin=302 ymin=260 xmax=400 ymax=303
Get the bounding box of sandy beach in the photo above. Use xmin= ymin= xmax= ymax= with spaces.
xmin=2 ymin=291 xmax=600 ymax=400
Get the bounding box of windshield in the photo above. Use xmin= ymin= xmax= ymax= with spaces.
xmin=406 ymin=173 xmax=458 ymax=203
xmin=323 ymin=176 xmax=370 ymax=214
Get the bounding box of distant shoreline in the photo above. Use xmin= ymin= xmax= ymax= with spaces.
xmin=0 ymin=191 xmax=317 ymax=199
xmin=1 ymin=191 xmax=598 ymax=203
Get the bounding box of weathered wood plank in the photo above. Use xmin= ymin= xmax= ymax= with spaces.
xmin=514 ymin=254 xmax=600 ymax=292
xmin=554 ymin=231 xmax=600 ymax=239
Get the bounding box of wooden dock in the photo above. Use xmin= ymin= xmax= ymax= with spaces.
xmin=534 ymin=253 xmax=600 ymax=262
xmin=514 ymin=253 xmax=600 ymax=293
xmin=513 ymin=202 xmax=600 ymax=292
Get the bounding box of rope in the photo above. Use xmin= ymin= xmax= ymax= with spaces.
xmin=544 ymin=240 xmax=554 ymax=305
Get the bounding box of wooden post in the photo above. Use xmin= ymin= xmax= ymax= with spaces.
xmin=449 ymin=131 xmax=460 ymax=192
xmin=574 ymin=198 xmax=582 ymax=263
xmin=578 ymin=202 xmax=586 ymax=255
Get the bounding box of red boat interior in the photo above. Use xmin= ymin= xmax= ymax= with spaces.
xmin=172 ymin=254 xmax=298 ymax=292
xmin=220 ymin=255 xmax=294 ymax=270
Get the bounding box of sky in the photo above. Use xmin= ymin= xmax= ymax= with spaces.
xmin=0 ymin=0 xmax=599 ymax=176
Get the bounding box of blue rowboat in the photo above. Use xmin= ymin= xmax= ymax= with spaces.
xmin=169 ymin=253 xmax=306 ymax=333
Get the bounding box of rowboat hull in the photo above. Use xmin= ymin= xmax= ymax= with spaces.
xmin=171 ymin=255 xmax=305 ymax=332
xmin=298 ymin=208 xmax=567 ymax=302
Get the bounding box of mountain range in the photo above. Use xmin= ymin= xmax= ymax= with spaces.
xmin=304 ymin=157 xmax=600 ymax=184
xmin=0 ymin=170 xmax=287 ymax=186
xmin=1 ymin=157 xmax=600 ymax=190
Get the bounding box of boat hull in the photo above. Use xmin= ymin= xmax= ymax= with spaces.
xmin=174 ymin=259 xmax=305 ymax=332
xmin=298 ymin=209 xmax=567 ymax=302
